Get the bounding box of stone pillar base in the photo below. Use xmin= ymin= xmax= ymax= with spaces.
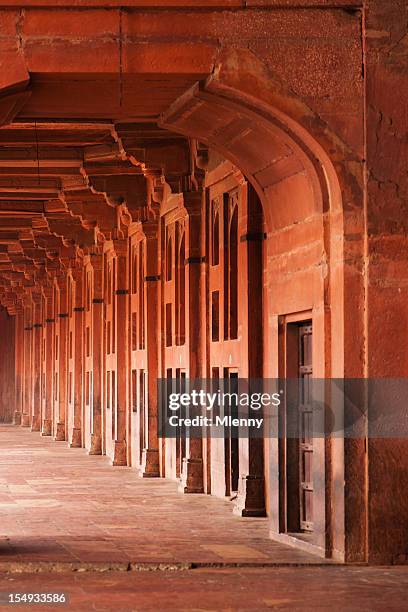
xmin=178 ymin=458 xmax=204 ymax=494
xmin=112 ymin=440 xmax=127 ymax=466
xmin=233 ymin=474 xmax=266 ymax=517
xmin=70 ymin=428 xmax=82 ymax=448
xmin=139 ymin=448 xmax=160 ymax=478
xmin=13 ymin=411 xmax=22 ymax=425
xmin=54 ymin=422 xmax=66 ymax=441
xmin=88 ymin=433 xmax=102 ymax=455
xmin=31 ymin=415 xmax=41 ymax=432
xmin=21 ymin=414 xmax=30 ymax=427
xmin=41 ymin=419 xmax=52 ymax=436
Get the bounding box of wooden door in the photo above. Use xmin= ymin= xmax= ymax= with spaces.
xmin=298 ymin=324 xmax=313 ymax=532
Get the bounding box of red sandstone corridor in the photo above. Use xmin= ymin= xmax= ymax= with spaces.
xmin=0 ymin=0 xmax=407 ymax=609
xmin=0 ymin=0 xmax=407 ymax=566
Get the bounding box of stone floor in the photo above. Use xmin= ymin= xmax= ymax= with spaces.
xmin=0 ymin=425 xmax=324 ymax=567
xmin=1 ymin=425 xmax=408 ymax=611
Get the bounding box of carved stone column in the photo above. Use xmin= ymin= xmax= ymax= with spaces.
xmin=89 ymin=250 xmax=103 ymax=455
xmin=179 ymin=190 xmax=205 ymax=494
xmin=111 ymin=237 xmax=128 ymax=466
xmin=233 ymin=183 xmax=266 ymax=517
xmin=41 ymin=285 xmax=54 ymax=436
xmin=21 ymin=298 xmax=33 ymax=428
xmin=140 ymin=219 xmax=160 ymax=477
xmin=71 ymin=265 xmax=84 ymax=448
xmin=55 ymin=273 xmax=68 ymax=441
xmin=31 ymin=291 xmax=43 ymax=432
xmin=13 ymin=305 xmax=23 ymax=425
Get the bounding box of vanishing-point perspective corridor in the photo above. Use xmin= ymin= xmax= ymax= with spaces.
xmin=0 ymin=0 xmax=407 ymax=609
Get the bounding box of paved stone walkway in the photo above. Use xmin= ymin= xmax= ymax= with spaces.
xmin=0 ymin=425 xmax=324 ymax=567
xmin=1 ymin=426 xmax=408 ymax=610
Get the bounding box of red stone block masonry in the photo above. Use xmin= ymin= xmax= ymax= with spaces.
xmin=0 ymin=0 xmax=406 ymax=566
